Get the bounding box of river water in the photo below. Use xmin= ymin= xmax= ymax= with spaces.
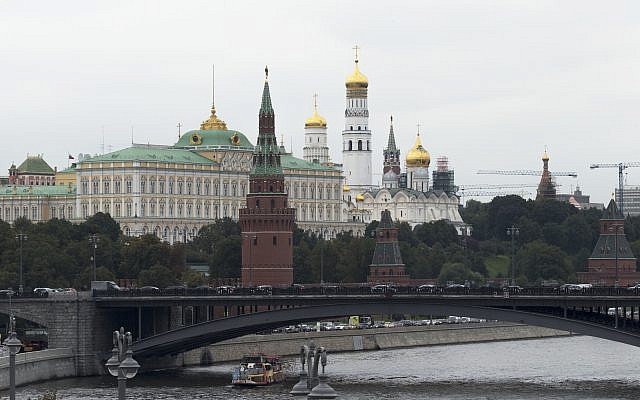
xmin=10 ymin=336 xmax=640 ymax=399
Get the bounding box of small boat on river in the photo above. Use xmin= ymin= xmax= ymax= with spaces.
xmin=231 ymin=354 xmax=285 ymax=386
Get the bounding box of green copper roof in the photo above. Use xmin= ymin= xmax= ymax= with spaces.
xmin=280 ymin=153 xmax=338 ymax=172
xmin=17 ymin=157 xmax=55 ymax=175
xmin=173 ymin=129 xmax=254 ymax=150
xmin=0 ymin=185 xmax=76 ymax=197
xmin=260 ymin=80 xmax=273 ymax=116
xmin=82 ymin=145 xmax=215 ymax=165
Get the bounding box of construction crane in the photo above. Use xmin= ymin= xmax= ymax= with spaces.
xmin=477 ymin=170 xmax=578 ymax=178
xmin=590 ymin=162 xmax=640 ymax=215
xmin=458 ymin=183 xmax=541 ymax=190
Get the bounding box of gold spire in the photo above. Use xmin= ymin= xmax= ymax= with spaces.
xmin=200 ymin=105 xmax=228 ymax=130
xmin=406 ymin=130 xmax=431 ymax=168
xmin=346 ymin=45 xmax=368 ymax=89
xmin=305 ymin=93 xmax=327 ymax=128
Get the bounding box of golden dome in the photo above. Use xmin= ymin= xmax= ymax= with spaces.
xmin=406 ymin=134 xmax=430 ymax=167
xmin=342 ymin=184 xmax=351 ymax=193
xmin=346 ymin=61 xmax=368 ymax=89
xmin=305 ymin=96 xmax=327 ymax=128
xmin=542 ymin=148 xmax=549 ymax=162
xmin=355 ymin=193 xmax=365 ymax=202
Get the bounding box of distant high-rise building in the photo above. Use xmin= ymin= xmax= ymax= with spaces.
xmin=616 ymin=186 xmax=640 ymax=216
xmin=239 ymin=68 xmax=295 ymax=288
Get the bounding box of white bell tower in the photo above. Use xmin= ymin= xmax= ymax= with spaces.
xmin=341 ymin=46 xmax=372 ymax=192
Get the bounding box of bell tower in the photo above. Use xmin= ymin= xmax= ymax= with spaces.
xmin=341 ymin=46 xmax=372 ymax=191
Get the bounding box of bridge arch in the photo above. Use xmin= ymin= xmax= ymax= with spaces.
xmin=131 ymin=302 xmax=640 ymax=358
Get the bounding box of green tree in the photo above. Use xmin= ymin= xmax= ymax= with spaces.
xmin=517 ymin=240 xmax=573 ymax=284
xmin=138 ymin=264 xmax=177 ymax=287
xmin=437 ymin=262 xmax=483 ymax=284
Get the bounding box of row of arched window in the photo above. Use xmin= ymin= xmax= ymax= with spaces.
xmin=344 ymin=140 xmax=370 ymax=151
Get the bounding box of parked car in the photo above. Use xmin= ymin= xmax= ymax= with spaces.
xmin=0 ymin=289 xmax=16 ymax=297
xmin=417 ymin=284 xmax=439 ymax=294
xmin=627 ymin=284 xmax=640 ymax=291
xmin=371 ymin=284 xmax=396 ymax=294
xmin=321 ymin=285 xmax=340 ymax=294
xmin=33 ymin=288 xmax=55 ymax=297
xmin=138 ymin=286 xmax=160 ymax=294
xmin=557 ymin=284 xmax=582 ymax=293
xmin=216 ymin=285 xmax=235 ymax=295
xmin=502 ymin=285 xmax=523 ymax=294
xmin=255 ymin=285 xmax=273 ymax=295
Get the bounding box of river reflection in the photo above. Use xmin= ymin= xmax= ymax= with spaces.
xmin=11 ymin=336 xmax=640 ymax=399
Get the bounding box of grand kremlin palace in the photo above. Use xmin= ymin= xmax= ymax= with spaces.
xmin=0 ymin=57 xmax=466 ymax=241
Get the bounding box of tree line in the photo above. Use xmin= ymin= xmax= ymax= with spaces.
xmin=2 ymin=196 xmax=640 ymax=290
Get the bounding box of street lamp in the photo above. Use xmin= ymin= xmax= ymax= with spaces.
xmin=105 ymin=327 xmax=140 ymax=400
xmin=15 ymin=233 xmax=28 ymax=294
xmin=506 ymin=226 xmax=519 ymax=286
xmin=89 ymin=234 xmax=99 ymax=282
xmin=3 ymin=312 xmax=22 ymax=400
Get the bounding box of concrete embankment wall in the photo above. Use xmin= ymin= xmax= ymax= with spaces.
xmin=181 ymin=322 xmax=571 ymax=366
xmin=0 ymin=348 xmax=75 ymax=390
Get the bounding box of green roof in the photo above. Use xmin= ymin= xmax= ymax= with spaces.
xmin=17 ymin=157 xmax=55 ymax=175
xmin=173 ymin=129 xmax=254 ymax=150
xmin=0 ymin=185 xmax=76 ymax=197
xmin=280 ymin=153 xmax=339 ymax=172
xmin=82 ymin=145 xmax=215 ymax=165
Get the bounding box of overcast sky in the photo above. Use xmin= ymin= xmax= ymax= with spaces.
xmin=2 ymin=0 xmax=639 ymax=204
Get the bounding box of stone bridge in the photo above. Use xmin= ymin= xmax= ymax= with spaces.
xmin=3 ymin=291 xmax=640 ymax=375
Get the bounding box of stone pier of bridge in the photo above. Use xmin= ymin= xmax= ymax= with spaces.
xmin=0 ymin=294 xmax=187 ymax=376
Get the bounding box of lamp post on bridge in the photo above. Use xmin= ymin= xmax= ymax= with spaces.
xmin=506 ymin=226 xmax=519 ymax=286
xmin=3 ymin=291 xmax=21 ymax=400
xmin=89 ymin=234 xmax=99 ymax=282
xmin=105 ymin=327 xmax=140 ymax=400
xmin=15 ymin=232 xmax=28 ymax=295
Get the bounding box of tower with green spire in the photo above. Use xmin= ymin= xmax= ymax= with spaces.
xmin=239 ymin=67 xmax=295 ymax=288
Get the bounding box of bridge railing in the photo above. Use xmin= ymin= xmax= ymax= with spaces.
xmin=91 ymin=285 xmax=640 ymax=298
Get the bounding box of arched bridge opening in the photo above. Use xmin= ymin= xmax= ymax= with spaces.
xmin=131 ymin=301 xmax=640 ymax=358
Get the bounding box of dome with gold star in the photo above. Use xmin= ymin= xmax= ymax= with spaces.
xmin=406 ymin=134 xmax=430 ymax=168
xmin=346 ymin=60 xmax=368 ymax=89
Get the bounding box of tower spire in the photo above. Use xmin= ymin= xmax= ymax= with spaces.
xmin=386 ymin=115 xmax=397 ymax=151
xmin=253 ymin=66 xmax=281 ymax=177
xmin=212 ymin=64 xmax=215 ymax=107
xmin=200 ymin=64 xmax=227 ymax=130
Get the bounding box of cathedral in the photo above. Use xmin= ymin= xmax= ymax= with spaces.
xmin=0 ymin=48 xmax=468 ymax=238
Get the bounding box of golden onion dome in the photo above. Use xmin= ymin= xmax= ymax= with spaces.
xmin=346 ymin=61 xmax=368 ymax=89
xmin=542 ymin=148 xmax=549 ymax=162
xmin=406 ymin=134 xmax=430 ymax=167
xmin=305 ymin=107 xmax=327 ymax=128
xmin=342 ymin=184 xmax=351 ymax=193
xmin=355 ymin=193 xmax=365 ymax=202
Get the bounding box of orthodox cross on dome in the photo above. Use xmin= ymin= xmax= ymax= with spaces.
xmin=353 ymin=44 xmax=360 ymax=62
xmin=176 ymin=122 xmax=182 ymax=139
xmin=313 ymin=93 xmax=318 ymax=112
xmin=416 ymin=123 xmax=422 ymax=136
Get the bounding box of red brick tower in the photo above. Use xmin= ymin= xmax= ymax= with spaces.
xmin=239 ymin=67 xmax=295 ymax=288
xmin=367 ymin=209 xmax=410 ymax=285
xmin=578 ymin=199 xmax=639 ymax=286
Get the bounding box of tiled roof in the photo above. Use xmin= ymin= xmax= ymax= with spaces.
xmin=281 ymin=154 xmax=339 ymax=172
xmin=17 ymin=157 xmax=55 ymax=175
xmin=81 ymin=145 xmax=215 ymax=165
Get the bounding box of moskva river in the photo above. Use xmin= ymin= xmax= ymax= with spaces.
xmin=12 ymin=336 xmax=640 ymax=399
